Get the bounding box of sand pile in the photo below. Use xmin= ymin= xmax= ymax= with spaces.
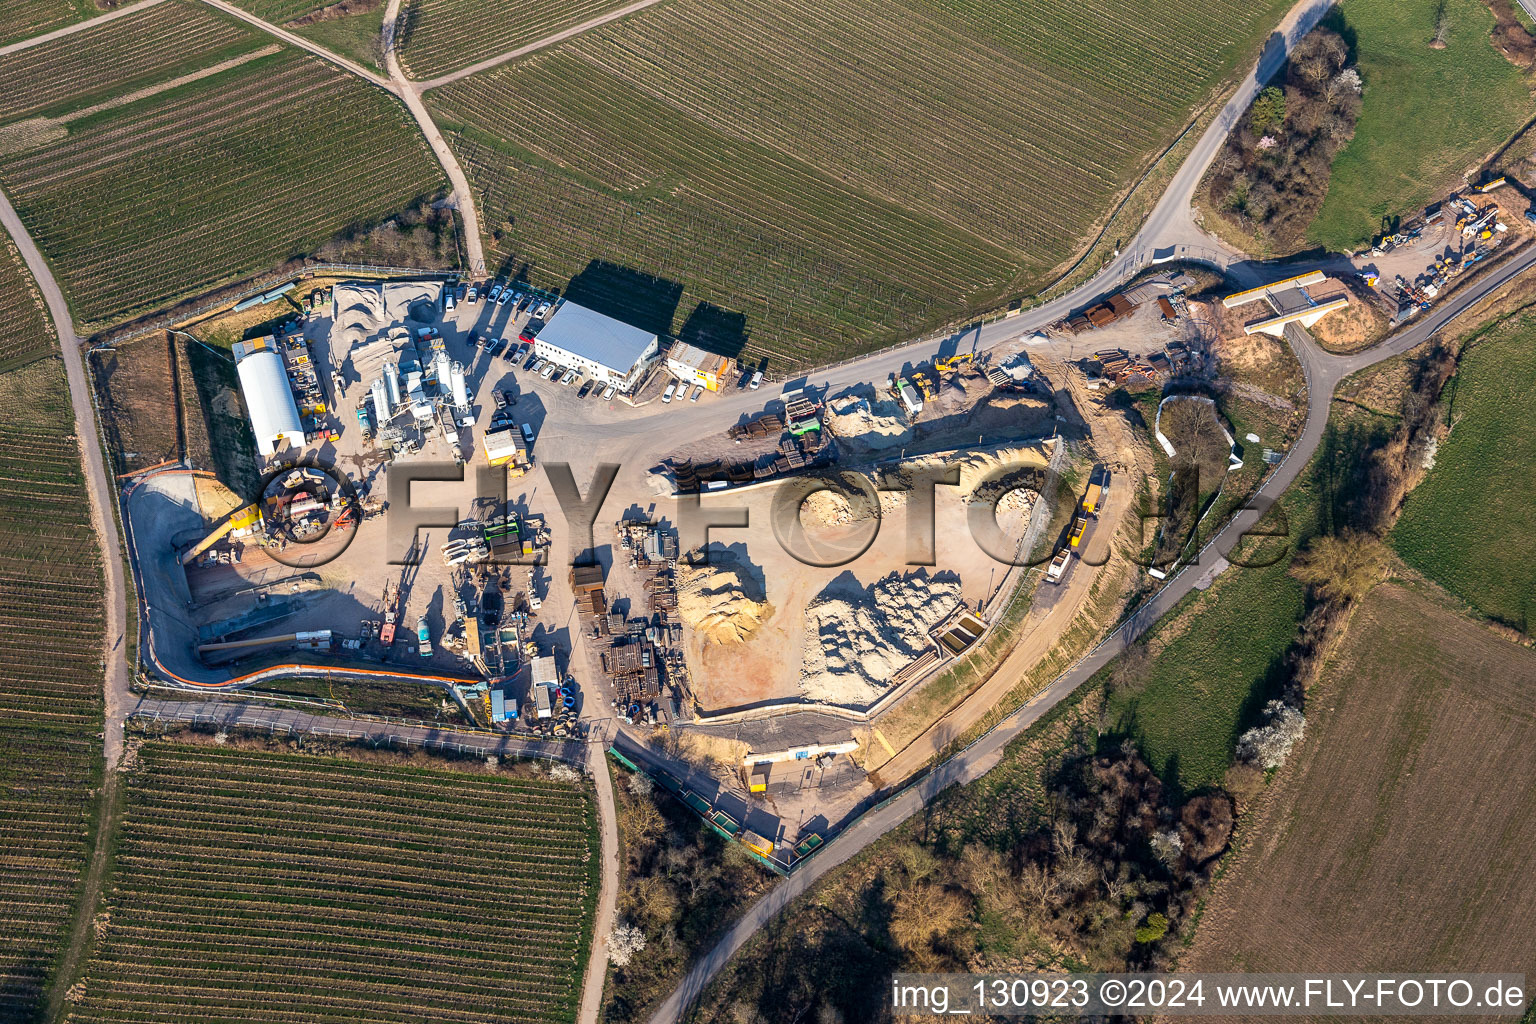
xmin=897 ymin=443 xmax=1054 ymax=503
xmin=676 ymin=562 xmax=771 ymax=644
xmin=996 ymin=487 xmax=1038 ymax=515
xmin=824 ymin=384 xmax=913 ymax=453
xmin=800 ymin=571 xmax=962 ymax=706
xmin=965 ymin=392 xmax=1052 ymax=434
xmin=801 ymin=489 xmax=855 ymax=526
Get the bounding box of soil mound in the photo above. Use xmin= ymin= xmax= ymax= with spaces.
xmin=677 ymin=562 xmax=771 ymax=645
xmin=800 ymin=571 xmax=961 ymax=706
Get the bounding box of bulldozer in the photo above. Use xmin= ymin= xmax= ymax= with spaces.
xmin=910 ymin=371 xmax=936 ymax=400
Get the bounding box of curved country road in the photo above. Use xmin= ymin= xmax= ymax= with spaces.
xmin=1 ymin=0 xmax=1527 ymax=1020
xmin=0 ymin=190 xmax=132 ymax=771
xmin=644 ymin=240 xmax=1536 ymax=1024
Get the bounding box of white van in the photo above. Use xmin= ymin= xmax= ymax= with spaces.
xmin=520 ymin=423 xmax=535 ymax=444
xmin=749 ymin=370 xmax=763 ymax=390
xmin=662 ymin=383 xmax=676 ymax=403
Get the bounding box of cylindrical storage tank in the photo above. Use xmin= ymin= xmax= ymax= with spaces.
xmin=450 ymin=362 xmax=468 ymax=408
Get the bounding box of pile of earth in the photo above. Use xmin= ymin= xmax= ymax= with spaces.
xmin=800 ymin=570 xmax=962 ymax=706
xmin=824 ymin=384 xmax=913 ymax=453
xmin=963 ymin=391 xmax=1052 ymax=435
xmin=801 ymin=488 xmax=855 ymax=526
xmin=676 ymin=561 xmax=771 ymax=645
xmin=895 ymin=443 xmax=1054 ymax=504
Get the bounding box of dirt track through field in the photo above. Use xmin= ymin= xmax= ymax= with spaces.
xmin=414 ymin=0 xmax=667 ymax=90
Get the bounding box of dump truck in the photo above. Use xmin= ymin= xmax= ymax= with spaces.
xmin=1082 ymin=481 xmax=1104 ymax=516
xmin=1068 ymin=516 xmax=1089 ymax=548
xmin=1046 ymin=548 xmax=1071 ymax=583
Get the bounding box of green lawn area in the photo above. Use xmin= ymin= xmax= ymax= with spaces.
xmin=1392 ymin=313 xmax=1536 ymax=632
xmin=1104 ymin=407 xmax=1371 ymax=792
xmin=294 ymin=10 xmax=385 ymax=71
xmin=1307 ymin=0 xmax=1531 ymax=251
xmin=1107 ymin=524 xmax=1306 ymax=794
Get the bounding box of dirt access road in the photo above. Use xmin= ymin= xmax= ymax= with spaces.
xmin=870 ymin=360 xmax=1143 ymax=783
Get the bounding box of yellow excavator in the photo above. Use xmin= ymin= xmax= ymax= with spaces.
xmin=934 ymin=351 xmax=974 ymax=377
xmin=910 ymin=371 xmax=936 ymax=400
xmin=179 ymin=504 xmax=263 ymax=566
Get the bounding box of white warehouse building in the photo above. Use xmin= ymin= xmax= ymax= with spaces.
xmin=532 ymin=302 xmax=659 ymax=391
xmin=232 ymin=337 xmax=304 ymax=457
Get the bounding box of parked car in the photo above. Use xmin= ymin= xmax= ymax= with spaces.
xmin=488 ymin=282 xmax=503 ymax=302
xmin=521 ymin=423 xmax=535 ymax=444
xmin=500 ymin=388 xmax=515 ymax=406
xmin=471 ymin=331 xmax=484 ymax=349
xmin=444 ymin=290 xmax=456 ymax=313
xmin=534 ymin=301 xmax=552 ymax=318
xmin=520 ymin=320 xmax=543 ymax=342
xmin=524 ymin=353 xmax=540 ymax=371
xmin=492 ymin=389 xmax=507 ymax=409
xmin=560 ymin=369 xmax=577 ymax=386
xmin=487 ymin=338 xmax=504 ymax=358
xmin=497 ymin=286 xmax=514 ymax=306
xmin=541 ymin=363 xmax=556 ymax=379
xmin=662 ymin=383 xmax=676 ymax=403
xmin=577 ymin=380 xmax=594 ymax=399
xmin=601 ymin=384 xmax=617 ymax=401
xmin=749 ymin=370 xmax=763 ymax=390
xmin=690 ymin=384 xmax=704 ymax=402
xmin=466 ymin=284 xmax=479 ymax=303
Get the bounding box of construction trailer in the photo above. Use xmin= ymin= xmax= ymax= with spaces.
xmin=570 ymin=564 xmax=605 ymax=593
xmin=482 ymin=427 xmax=531 ymax=474
xmin=532 ymin=655 xmax=558 ymax=718
xmin=665 ymin=341 xmax=735 ymax=392
xmin=490 ymin=687 xmax=518 ymax=723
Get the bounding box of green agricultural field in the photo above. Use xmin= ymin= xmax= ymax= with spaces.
xmin=0 ymin=2 xmax=263 ymax=124
xmin=227 ymin=0 xmax=387 ymax=68
xmin=0 ymin=325 xmax=106 ymax=1016
xmin=1306 ymin=0 xmax=1530 ymax=251
xmin=0 ymin=227 xmax=53 ymax=370
xmin=0 ymin=0 xmax=96 ymax=47
xmin=0 ymin=4 xmax=444 ymax=328
xmin=1393 ymin=313 xmax=1536 ymax=632
xmin=397 ymin=0 xmax=641 ymax=80
xmin=293 ymin=10 xmax=387 ymax=70
xmin=429 ymin=0 xmax=1294 ymax=367
xmin=65 ymin=740 xmax=600 ymax=1024
xmin=1106 ymin=526 xmax=1307 ymax=793
xmin=225 ymin=0 xmax=343 ymax=22
xmin=1107 ymin=436 xmax=1331 ymax=792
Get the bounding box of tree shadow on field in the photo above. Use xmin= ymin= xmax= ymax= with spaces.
xmin=563 ymin=260 xmax=683 ymax=339
xmin=676 ymin=301 xmax=749 ymax=360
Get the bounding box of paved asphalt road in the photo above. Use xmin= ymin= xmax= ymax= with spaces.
xmin=644 ymin=239 xmax=1536 ymax=1024
xmin=2 ymin=0 xmax=1531 ymax=1016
